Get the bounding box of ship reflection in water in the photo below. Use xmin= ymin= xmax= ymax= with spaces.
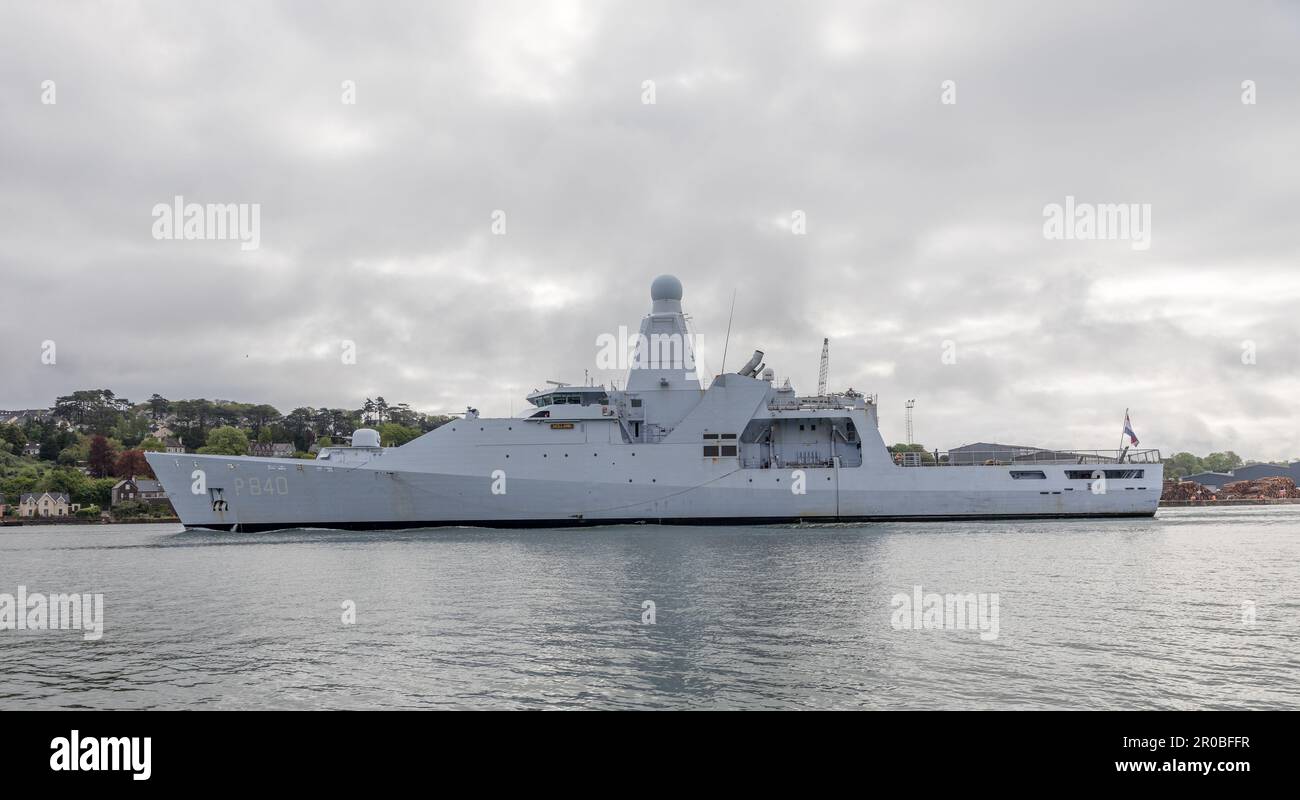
xmin=1 ymin=508 xmax=1296 ymax=710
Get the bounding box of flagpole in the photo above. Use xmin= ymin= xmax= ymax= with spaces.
xmin=1119 ymin=407 xmax=1129 ymax=464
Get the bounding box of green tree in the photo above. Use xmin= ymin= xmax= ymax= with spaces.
xmin=888 ymin=443 xmax=936 ymax=465
xmin=420 ymin=414 xmax=454 ymax=432
xmin=1 ymin=469 xmax=40 ymax=501
xmin=0 ymin=423 xmax=27 ymax=453
xmin=377 ymin=423 xmax=422 ymax=447
xmin=148 ymin=393 xmax=170 ymax=420
xmin=314 ymin=408 xmax=335 ymax=436
xmin=38 ymin=467 xmax=91 ymax=501
xmin=1164 ymin=452 xmax=1204 ymax=480
xmin=173 ymin=399 xmax=219 ymax=448
xmin=246 ymin=404 xmax=282 ymax=435
xmin=38 ymin=427 xmax=78 ymax=461
xmin=53 ymin=389 xmax=132 ymax=433
xmin=333 ymin=409 xmax=358 ymax=437
xmin=389 ymin=403 xmax=417 ymax=427
xmin=84 ymin=477 xmax=118 ymax=508
xmin=1202 ymin=451 xmax=1243 ymax=473
xmin=139 ymin=436 xmax=165 ymax=452
xmin=112 ymin=413 xmax=151 ymax=447
xmin=197 ymin=426 xmax=249 ymax=456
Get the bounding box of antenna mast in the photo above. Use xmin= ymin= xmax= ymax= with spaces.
xmin=720 ymin=289 xmax=737 ymax=374
xmin=817 ymin=337 xmax=829 ymax=396
xmin=905 ymin=399 xmax=916 ymax=445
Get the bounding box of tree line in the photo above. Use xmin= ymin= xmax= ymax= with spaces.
xmin=1 ymin=389 xmax=456 ymax=472
xmin=1162 ymin=451 xmax=1245 ymax=480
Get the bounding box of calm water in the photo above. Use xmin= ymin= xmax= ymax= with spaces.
xmin=1 ymin=507 xmax=1297 ymax=710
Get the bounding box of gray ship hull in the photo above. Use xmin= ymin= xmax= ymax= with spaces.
xmin=146 ymin=445 xmax=1161 ymax=532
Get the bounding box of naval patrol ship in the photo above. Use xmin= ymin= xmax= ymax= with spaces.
xmin=146 ymin=275 xmax=1162 ymax=531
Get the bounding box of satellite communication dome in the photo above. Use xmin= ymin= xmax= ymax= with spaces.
xmin=650 ymin=274 xmax=683 ymax=302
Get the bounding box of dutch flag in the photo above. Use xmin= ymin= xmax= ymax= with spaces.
xmin=1123 ymin=412 xmax=1139 ymax=447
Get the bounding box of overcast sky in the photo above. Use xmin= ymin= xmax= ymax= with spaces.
xmin=2 ymin=1 xmax=1298 ymax=459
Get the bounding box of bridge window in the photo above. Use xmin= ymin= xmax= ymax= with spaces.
xmin=1065 ymin=469 xmax=1144 ymax=480
xmin=1009 ymin=470 xmax=1047 ymax=480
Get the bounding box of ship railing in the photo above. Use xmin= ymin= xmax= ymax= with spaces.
xmin=742 ymin=457 xmax=834 ymax=469
xmin=895 ymin=448 xmax=1162 ymax=467
xmin=767 ymin=399 xmax=860 ymax=411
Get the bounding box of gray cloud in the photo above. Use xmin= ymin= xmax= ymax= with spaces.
xmin=2 ymin=1 xmax=1298 ymax=458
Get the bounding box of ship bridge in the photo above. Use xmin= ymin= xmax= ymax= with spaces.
xmin=526 ymin=385 xmax=610 ymax=408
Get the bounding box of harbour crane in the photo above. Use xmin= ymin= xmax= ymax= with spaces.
xmin=817 ymin=338 xmax=829 ymax=396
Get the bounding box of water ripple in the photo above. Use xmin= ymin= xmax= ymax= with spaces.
xmin=1 ymin=509 xmax=1297 ymax=709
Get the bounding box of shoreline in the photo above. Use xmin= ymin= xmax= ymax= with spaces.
xmin=0 ymin=516 xmax=179 ymax=527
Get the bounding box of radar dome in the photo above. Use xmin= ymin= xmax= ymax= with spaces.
xmin=650 ymin=274 xmax=683 ymax=302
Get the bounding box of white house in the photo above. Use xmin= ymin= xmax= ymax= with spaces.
xmin=17 ymin=492 xmax=78 ymax=517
